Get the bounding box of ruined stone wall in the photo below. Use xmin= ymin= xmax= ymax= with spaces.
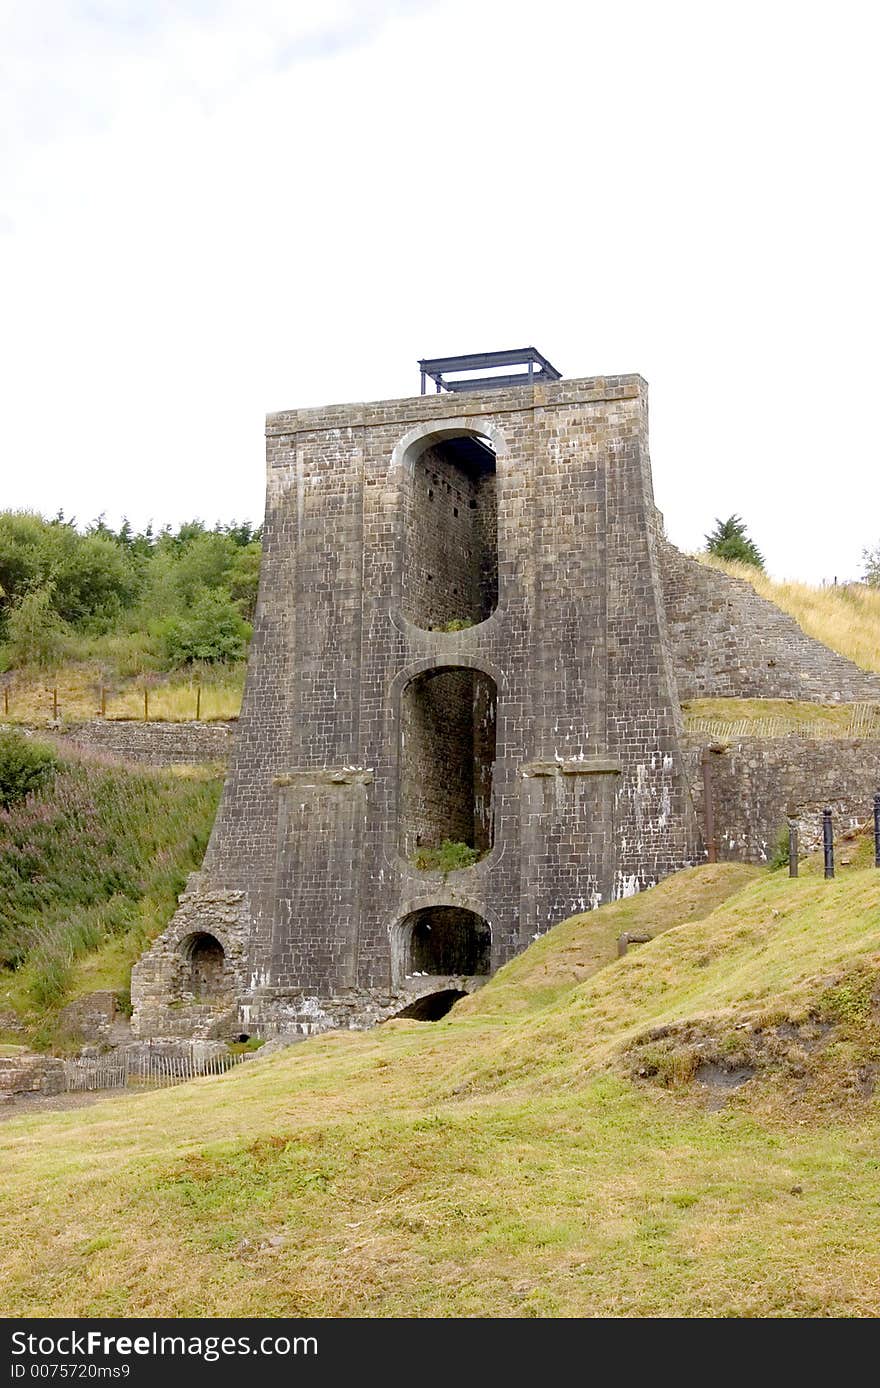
xmin=133 ymin=375 xmax=701 ymax=1039
xmin=61 ymin=719 xmax=233 ymax=765
xmin=684 ymin=735 xmax=880 ymax=863
xmin=661 ymin=543 xmax=880 ymax=702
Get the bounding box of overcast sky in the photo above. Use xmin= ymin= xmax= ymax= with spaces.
xmin=2 ymin=0 xmax=877 ymax=580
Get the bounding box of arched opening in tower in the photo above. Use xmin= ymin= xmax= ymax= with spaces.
xmin=399 ymin=666 xmax=496 ymax=858
xmin=391 ymin=988 xmax=468 ymax=1021
xmin=181 ymin=932 xmax=227 ymax=999
xmin=402 ymin=432 xmax=497 ymax=628
xmin=398 ymin=907 xmax=491 ymax=979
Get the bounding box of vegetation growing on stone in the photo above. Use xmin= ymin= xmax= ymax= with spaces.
xmin=412 ymin=839 xmax=482 ymax=873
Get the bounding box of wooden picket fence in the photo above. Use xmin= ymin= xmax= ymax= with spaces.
xmin=62 ymin=1047 xmax=252 ymax=1093
xmin=686 ymin=701 xmax=880 ymax=741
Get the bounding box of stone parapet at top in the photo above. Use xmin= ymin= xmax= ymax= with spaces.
xmin=266 ymin=374 xmax=647 ymax=436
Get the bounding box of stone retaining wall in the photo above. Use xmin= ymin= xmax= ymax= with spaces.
xmin=661 ymin=543 xmax=880 ymax=703
xmin=685 ymin=735 xmax=880 ymax=863
xmin=61 ymin=719 xmax=234 ymax=765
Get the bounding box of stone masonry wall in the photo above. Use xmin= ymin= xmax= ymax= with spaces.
xmin=132 ymin=373 xmax=701 ymax=1039
xmin=684 ymin=735 xmax=880 ymax=863
xmin=61 ymin=720 xmax=234 ymax=765
xmin=661 ymin=542 xmax=880 ymax=702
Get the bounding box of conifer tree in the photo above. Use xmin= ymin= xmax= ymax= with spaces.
xmin=705 ymin=514 xmax=764 ymax=569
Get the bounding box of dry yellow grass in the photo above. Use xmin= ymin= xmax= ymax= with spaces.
xmin=701 ymin=556 xmax=880 ymax=673
xmin=0 ymin=664 xmax=243 ymax=725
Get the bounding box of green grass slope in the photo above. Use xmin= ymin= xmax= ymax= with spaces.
xmin=0 ymin=750 xmax=222 ymax=1047
xmin=2 ymin=853 xmax=880 ymax=1317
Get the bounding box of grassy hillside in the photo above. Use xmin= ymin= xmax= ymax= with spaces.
xmin=701 ymin=556 xmax=880 ymax=673
xmin=2 ymin=847 xmax=880 ymax=1317
xmin=0 ymin=746 xmax=222 ymax=1047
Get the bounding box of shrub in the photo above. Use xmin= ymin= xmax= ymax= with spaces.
xmin=0 ymin=731 xmax=59 ymax=809
xmin=157 ymin=588 xmax=252 ymax=666
xmin=768 ymin=823 xmax=792 ymax=871
xmin=413 ymin=840 xmax=481 ymax=874
xmin=3 ymin=585 xmax=68 ymax=668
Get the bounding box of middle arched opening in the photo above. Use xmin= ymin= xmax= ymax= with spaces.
xmin=399 ymin=665 xmax=497 ymax=860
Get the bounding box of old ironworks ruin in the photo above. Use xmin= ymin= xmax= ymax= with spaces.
xmin=131 ymin=351 xmax=880 ymax=1041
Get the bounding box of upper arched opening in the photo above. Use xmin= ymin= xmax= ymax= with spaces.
xmin=401 ymin=432 xmax=497 ymax=629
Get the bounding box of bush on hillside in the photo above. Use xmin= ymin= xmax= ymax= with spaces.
xmin=0 ymin=731 xmax=59 ymax=810
xmin=157 ymin=587 xmax=252 ymax=666
xmin=3 ymin=586 xmax=68 ymax=668
xmin=705 ymin=514 xmax=764 ymax=569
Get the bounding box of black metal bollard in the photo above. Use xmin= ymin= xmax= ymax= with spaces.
xmin=823 ymin=807 xmax=834 ymax=879
xmin=788 ymin=818 xmax=799 ymax=878
xmin=874 ymin=791 xmax=880 ymax=869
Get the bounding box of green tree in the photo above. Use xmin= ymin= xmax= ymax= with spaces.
xmin=705 ymin=514 xmax=764 ymax=569
xmin=4 ymin=586 xmax=68 ymax=668
xmin=157 ymin=587 xmax=252 ymax=666
xmin=226 ymin=541 xmax=262 ymax=620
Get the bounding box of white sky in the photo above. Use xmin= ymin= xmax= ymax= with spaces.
xmin=1 ymin=0 xmax=877 ymax=581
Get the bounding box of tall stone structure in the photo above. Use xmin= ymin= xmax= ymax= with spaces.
xmin=132 ymin=365 xmax=703 ymax=1039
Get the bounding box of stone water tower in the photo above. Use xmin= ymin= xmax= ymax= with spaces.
xmin=132 ymin=350 xmax=700 ymax=1038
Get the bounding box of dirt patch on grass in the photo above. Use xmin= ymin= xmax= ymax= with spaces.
xmin=622 ymin=961 xmax=880 ymax=1114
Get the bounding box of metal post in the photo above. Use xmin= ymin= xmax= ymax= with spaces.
xmin=788 ymin=817 xmax=798 ymax=877
xmin=823 ymin=807 xmax=834 ymax=879
xmin=701 ymin=749 xmax=717 ymax=863
xmin=420 ymin=370 xmax=426 ymax=395
xmin=874 ymin=791 xmax=880 ymax=868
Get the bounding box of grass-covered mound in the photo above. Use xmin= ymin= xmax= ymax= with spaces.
xmin=2 ymin=851 xmax=879 ymax=1317
xmin=0 ymin=743 xmax=222 ymax=1046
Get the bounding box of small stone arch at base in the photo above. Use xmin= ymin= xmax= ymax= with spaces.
xmin=389 ymin=989 xmax=468 ymax=1022
xmin=180 ymin=931 xmax=227 ymax=999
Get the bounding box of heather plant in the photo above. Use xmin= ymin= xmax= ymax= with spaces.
xmin=0 ymin=756 xmax=222 ymax=1025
